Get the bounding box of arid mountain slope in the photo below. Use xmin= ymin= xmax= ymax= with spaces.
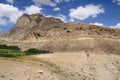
xmin=0 ymin=13 xmax=120 ymax=80
xmin=0 ymin=13 xmax=120 ymax=53
xmin=8 ymin=13 xmax=63 ymax=40
xmin=6 ymin=13 xmax=120 ymax=40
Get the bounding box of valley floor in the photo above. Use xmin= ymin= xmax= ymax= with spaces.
xmin=0 ymin=51 xmax=120 ymax=80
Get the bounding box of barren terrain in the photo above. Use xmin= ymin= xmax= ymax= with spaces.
xmin=0 ymin=13 xmax=120 ymax=80
xmin=0 ymin=51 xmax=120 ymax=80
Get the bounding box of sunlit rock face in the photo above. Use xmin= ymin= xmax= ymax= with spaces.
xmin=0 ymin=13 xmax=120 ymax=53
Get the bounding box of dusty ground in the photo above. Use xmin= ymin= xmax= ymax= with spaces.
xmin=0 ymin=58 xmax=63 ymax=80
xmin=0 ymin=51 xmax=120 ymax=80
xmin=33 ymin=51 xmax=120 ymax=80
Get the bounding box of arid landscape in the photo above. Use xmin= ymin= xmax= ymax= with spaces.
xmin=0 ymin=13 xmax=120 ymax=80
xmin=0 ymin=52 xmax=120 ymax=80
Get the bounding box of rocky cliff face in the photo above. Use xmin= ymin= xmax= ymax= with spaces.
xmin=1 ymin=13 xmax=120 ymax=53
xmin=9 ymin=13 xmax=63 ymax=40
xmin=8 ymin=13 xmax=120 ymax=41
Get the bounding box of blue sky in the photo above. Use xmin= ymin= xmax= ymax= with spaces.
xmin=0 ymin=0 xmax=120 ymax=32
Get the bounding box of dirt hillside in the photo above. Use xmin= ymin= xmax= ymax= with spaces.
xmin=0 ymin=13 xmax=120 ymax=53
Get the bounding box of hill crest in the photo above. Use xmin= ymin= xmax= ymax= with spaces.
xmin=7 ymin=13 xmax=120 ymax=41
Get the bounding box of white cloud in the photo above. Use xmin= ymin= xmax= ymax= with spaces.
xmin=46 ymin=14 xmax=67 ymax=22
xmin=69 ymin=4 xmax=105 ymax=21
xmin=90 ymin=22 xmax=104 ymax=26
xmin=56 ymin=14 xmax=67 ymax=22
xmin=7 ymin=0 xmax=14 ymax=4
xmin=32 ymin=0 xmax=72 ymax=7
xmin=0 ymin=3 xmax=42 ymax=25
xmin=55 ymin=0 xmax=62 ymax=3
xmin=24 ymin=5 xmax=42 ymax=15
xmin=0 ymin=18 xmax=7 ymax=26
xmin=110 ymin=23 xmax=120 ymax=28
xmin=55 ymin=0 xmax=70 ymax=3
xmin=113 ymin=0 xmax=120 ymax=5
xmin=32 ymin=0 xmax=56 ymax=7
xmin=0 ymin=3 xmax=22 ymax=23
xmin=53 ymin=7 xmax=61 ymax=11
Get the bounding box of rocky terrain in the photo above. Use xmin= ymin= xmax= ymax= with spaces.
xmin=0 ymin=13 xmax=120 ymax=80
xmin=8 ymin=14 xmax=120 ymax=40
xmin=0 ymin=13 xmax=120 ymax=53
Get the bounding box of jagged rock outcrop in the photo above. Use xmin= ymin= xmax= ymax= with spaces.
xmin=9 ymin=13 xmax=63 ymax=40
xmin=8 ymin=13 xmax=120 ymax=41
xmin=0 ymin=13 xmax=120 ymax=53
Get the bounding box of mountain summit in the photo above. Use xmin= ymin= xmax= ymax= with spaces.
xmin=9 ymin=13 xmax=63 ymax=40
xmin=8 ymin=13 xmax=120 ymax=41
xmin=0 ymin=13 xmax=120 ymax=53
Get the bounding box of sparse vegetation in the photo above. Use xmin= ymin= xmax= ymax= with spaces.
xmin=0 ymin=44 xmax=24 ymax=57
xmin=25 ymin=48 xmax=51 ymax=55
xmin=0 ymin=44 xmax=21 ymax=51
xmin=0 ymin=44 xmax=51 ymax=58
xmin=0 ymin=49 xmax=25 ymax=57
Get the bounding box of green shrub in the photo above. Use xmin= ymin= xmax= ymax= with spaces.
xmin=0 ymin=49 xmax=25 ymax=57
xmin=0 ymin=44 xmax=21 ymax=51
xmin=8 ymin=46 xmax=21 ymax=51
xmin=25 ymin=48 xmax=50 ymax=55
xmin=0 ymin=44 xmax=8 ymax=49
xmin=0 ymin=44 xmax=51 ymax=58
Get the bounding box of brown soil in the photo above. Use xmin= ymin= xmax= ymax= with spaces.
xmin=0 ymin=51 xmax=120 ymax=80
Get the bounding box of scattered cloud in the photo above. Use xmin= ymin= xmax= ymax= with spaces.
xmin=0 ymin=3 xmax=42 ymax=24
xmin=46 ymin=14 xmax=67 ymax=22
xmin=53 ymin=7 xmax=61 ymax=11
xmin=56 ymin=14 xmax=67 ymax=22
xmin=90 ymin=22 xmax=104 ymax=26
xmin=110 ymin=23 xmax=120 ymax=28
xmin=55 ymin=0 xmax=70 ymax=3
xmin=69 ymin=4 xmax=105 ymax=21
xmin=113 ymin=0 xmax=120 ymax=5
xmin=0 ymin=3 xmax=22 ymax=23
xmin=24 ymin=5 xmax=42 ymax=15
xmin=6 ymin=0 xmax=14 ymax=4
xmin=32 ymin=0 xmax=56 ymax=7
xmin=32 ymin=0 xmax=72 ymax=7
xmin=55 ymin=0 xmax=63 ymax=3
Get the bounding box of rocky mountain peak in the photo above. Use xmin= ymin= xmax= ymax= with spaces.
xmin=0 ymin=13 xmax=120 ymax=53
xmin=7 ymin=13 xmax=120 ymax=41
xmin=9 ymin=13 xmax=63 ymax=36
